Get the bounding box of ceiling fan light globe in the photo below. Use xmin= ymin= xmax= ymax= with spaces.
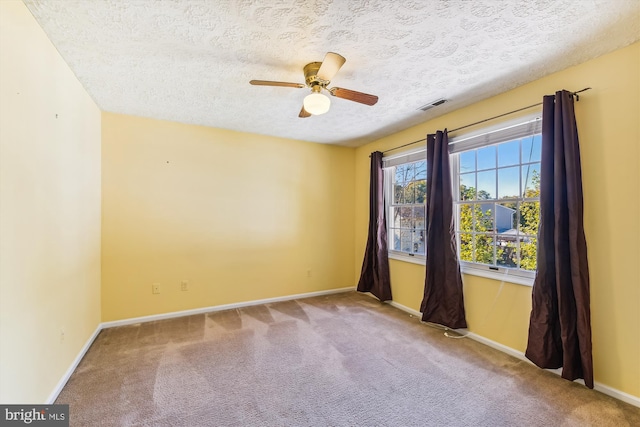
xmin=303 ymin=93 xmax=330 ymax=115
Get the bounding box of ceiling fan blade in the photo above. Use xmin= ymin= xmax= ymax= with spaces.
xmin=250 ymin=80 xmax=305 ymax=88
xmin=316 ymin=52 xmax=346 ymax=81
xmin=328 ymin=87 xmax=378 ymax=106
xmin=299 ymin=106 xmax=311 ymax=118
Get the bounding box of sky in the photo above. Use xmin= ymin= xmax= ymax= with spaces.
xmin=459 ymin=135 xmax=541 ymax=199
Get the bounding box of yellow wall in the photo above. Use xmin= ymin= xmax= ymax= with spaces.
xmin=355 ymin=42 xmax=640 ymax=397
xmin=1 ymin=0 xmax=637 ymax=402
xmin=0 ymin=0 xmax=102 ymax=403
xmin=101 ymin=113 xmax=355 ymax=321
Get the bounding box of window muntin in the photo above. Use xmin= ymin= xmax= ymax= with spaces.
xmin=453 ymin=131 xmax=541 ymax=277
xmin=385 ymin=157 xmax=427 ymax=258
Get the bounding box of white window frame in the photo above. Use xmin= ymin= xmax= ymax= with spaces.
xmin=449 ymin=113 xmax=542 ymax=286
xmin=383 ymin=147 xmax=427 ymax=265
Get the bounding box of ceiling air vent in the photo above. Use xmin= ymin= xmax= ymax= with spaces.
xmin=418 ymin=98 xmax=447 ymax=111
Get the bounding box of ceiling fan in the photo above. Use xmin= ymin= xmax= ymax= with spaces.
xmin=250 ymin=52 xmax=378 ymax=118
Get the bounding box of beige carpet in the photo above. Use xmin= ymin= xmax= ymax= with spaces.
xmin=56 ymin=291 xmax=639 ymax=426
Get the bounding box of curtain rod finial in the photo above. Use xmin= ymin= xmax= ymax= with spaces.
xmin=571 ymin=87 xmax=592 ymax=101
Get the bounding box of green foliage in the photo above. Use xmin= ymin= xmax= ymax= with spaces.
xmin=459 ymin=233 xmax=473 ymax=262
xmin=460 ymin=185 xmax=491 ymax=201
xmin=520 ymin=171 xmax=541 ymax=236
xmin=520 ymin=202 xmax=539 ymax=235
xmin=458 ymin=204 xmax=497 ymax=265
xmin=520 ymin=239 xmax=538 ymax=271
xmin=458 ymin=170 xmax=540 ymax=270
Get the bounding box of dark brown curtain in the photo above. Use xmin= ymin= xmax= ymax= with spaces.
xmin=525 ymin=90 xmax=593 ymax=388
xmin=357 ymin=151 xmax=392 ymax=301
xmin=420 ymin=131 xmax=467 ymax=329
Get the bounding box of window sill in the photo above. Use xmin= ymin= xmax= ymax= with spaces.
xmin=388 ymin=252 xmax=425 ymax=266
xmin=460 ymin=266 xmax=534 ymax=287
xmin=387 ymin=253 xmax=534 ymax=287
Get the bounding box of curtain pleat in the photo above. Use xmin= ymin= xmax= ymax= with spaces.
xmin=357 ymin=151 xmax=392 ymax=301
xmin=420 ymin=131 xmax=467 ymax=329
xmin=525 ymin=90 xmax=593 ymax=388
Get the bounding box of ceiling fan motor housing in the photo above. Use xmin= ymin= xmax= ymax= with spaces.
xmin=304 ymin=62 xmax=329 ymax=88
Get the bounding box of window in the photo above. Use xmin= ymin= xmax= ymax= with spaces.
xmin=383 ymin=150 xmax=427 ymax=261
xmin=450 ymin=116 xmax=542 ymax=281
xmin=381 ymin=115 xmax=541 ymax=284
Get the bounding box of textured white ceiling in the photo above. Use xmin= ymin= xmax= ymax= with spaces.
xmin=23 ymin=0 xmax=640 ymax=147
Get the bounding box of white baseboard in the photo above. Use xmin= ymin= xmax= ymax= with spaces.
xmin=386 ymin=298 xmax=640 ymax=408
xmin=386 ymin=299 xmax=422 ymax=317
xmin=101 ymin=286 xmax=355 ymax=329
xmin=592 ymin=382 xmax=640 ymax=408
xmin=49 ymin=288 xmax=639 ymax=409
xmin=46 ymin=323 xmax=102 ymax=404
xmin=464 ymin=331 xmax=528 ymax=361
xmin=465 ymin=332 xmax=640 ymax=408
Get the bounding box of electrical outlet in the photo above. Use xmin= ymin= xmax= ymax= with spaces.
xmin=60 ymin=328 xmax=65 ymax=343
xmin=152 ymin=283 xmax=160 ymax=294
xmin=181 ymin=280 xmax=189 ymax=291
xmin=307 ymin=270 xmax=312 ymax=278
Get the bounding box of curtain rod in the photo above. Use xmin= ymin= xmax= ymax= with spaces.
xmin=381 ymin=87 xmax=592 ymax=155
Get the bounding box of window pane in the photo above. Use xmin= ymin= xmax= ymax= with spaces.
xmin=414 ymin=179 xmax=426 ymax=203
xmin=458 ymin=204 xmax=473 ymax=232
xmin=477 ymin=170 xmax=496 ymax=200
xmin=477 ymin=204 xmax=495 ymax=232
xmin=394 ymin=183 xmax=404 ymax=204
xmin=498 ymin=166 xmax=520 ymax=199
xmin=497 ymin=202 xmax=517 ymax=232
xmin=405 ymin=163 xmax=415 ymax=181
xmin=415 ymin=161 xmax=427 ymax=179
xmin=400 ymin=230 xmax=412 ymax=252
xmin=519 ymin=201 xmax=540 ymax=235
xmin=475 ymin=235 xmax=495 ymax=265
xmin=400 ymin=207 xmax=412 ymax=228
xmin=459 ymin=233 xmax=473 ymax=262
xmin=522 ymin=163 xmax=541 ymax=197
xmin=477 ymin=145 xmax=496 ymax=170
xmin=413 ymin=206 xmax=425 ymax=229
xmin=391 ymin=228 xmax=402 ymax=251
xmin=460 ymin=151 xmax=476 ymax=173
xmin=498 ymin=140 xmax=520 ymax=167
xmin=497 ymin=239 xmax=517 ymax=268
xmin=522 ymin=134 xmax=541 ymax=163
xmin=520 ymin=237 xmax=537 ymax=270
xmin=460 ymin=173 xmax=475 ymax=200
xmin=404 ymin=183 xmax=416 ymax=204
xmin=412 ymin=230 xmax=425 ymax=254
xmin=395 ymin=165 xmax=407 ymax=183
xmin=390 ymin=207 xmax=402 ymax=228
